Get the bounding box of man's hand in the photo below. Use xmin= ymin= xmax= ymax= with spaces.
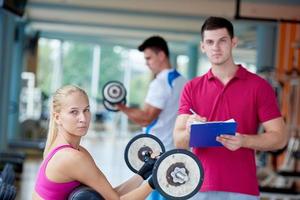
xmin=186 ymin=114 xmax=207 ymax=133
xmin=115 ymin=102 xmax=126 ymax=111
xmin=216 ymin=133 xmax=245 ymax=151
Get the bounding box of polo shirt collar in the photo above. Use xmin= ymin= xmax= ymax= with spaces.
xmin=207 ymin=64 xmax=247 ymax=80
xmin=157 ymin=68 xmax=172 ymax=78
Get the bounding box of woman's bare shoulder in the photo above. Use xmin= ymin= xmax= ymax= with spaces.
xmin=32 ymin=191 xmax=42 ymax=200
xmin=56 ymin=146 xmax=92 ymax=164
xmin=47 ymin=146 xmax=93 ymax=174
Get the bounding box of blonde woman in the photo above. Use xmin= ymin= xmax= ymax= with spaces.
xmin=32 ymin=85 xmax=154 ymax=200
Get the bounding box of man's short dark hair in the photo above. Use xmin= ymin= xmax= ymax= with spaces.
xmin=201 ymin=16 xmax=234 ymax=40
xmin=138 ymin=36 xmax=169 ymax=57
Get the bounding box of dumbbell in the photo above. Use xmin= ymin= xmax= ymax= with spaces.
xmin=69 ymin=134 xmax=204 ymax=200
xmin=102 ymin=81 xmax=127 ymax=112
xmin=68 ymin=134 xmax=164 ymax=200
xmin=124 ymin=134 xmax=204 ymax=200
xmin=0 ymin=163 xmax=15 ymax=185
xmin=124 ymin=134 xmax=166 ymax=173
xmin=68 ymin=186 xmax=103 ymax=200
xmin=0 ymin=182 xmax=17 ymax=200
xmin=0 ymin=152 xmax=26 ymax=161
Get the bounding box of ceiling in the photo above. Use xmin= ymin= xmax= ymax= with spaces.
xmin=24 ymin=0 xmax=300 ymax=56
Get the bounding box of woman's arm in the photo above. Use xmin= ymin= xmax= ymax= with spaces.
xmin=114 ymin=175 xmax=144 ymax=196
xmin=64 ymin=148 xmax=152 ymax=200
xmin=114 ymin=155 xmax=156 ymax=195
xmin=120 ymin=183 xmax=153 ymax=200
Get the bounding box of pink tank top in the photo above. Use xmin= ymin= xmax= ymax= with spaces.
xmin=35 ymin=145 xmax=81 ymax=200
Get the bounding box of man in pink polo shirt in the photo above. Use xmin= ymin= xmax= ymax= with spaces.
xmin=173 ymin=16 xmax=288 ymax=200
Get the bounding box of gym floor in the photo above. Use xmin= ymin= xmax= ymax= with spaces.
xmin=15 ymin=128 xmax=134 ymax=200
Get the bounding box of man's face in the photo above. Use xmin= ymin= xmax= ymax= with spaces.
xmin=143 ymin=48 xmax=162 ymax=74
xmin=200 ymin=28 xmax=237 ymax=66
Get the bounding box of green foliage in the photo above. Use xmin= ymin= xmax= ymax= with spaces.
xmin=36 ymin=39 xmax=54 ymax=96
xmin=62 ymin=41 xmax=93 ymax=94
xmin=98 ymin=45 xmax=123 ymax=99
xmin=37 ymin=40 xmax=150 ymax=107
xmin=129 ymin=73 xmax=151 ymax=106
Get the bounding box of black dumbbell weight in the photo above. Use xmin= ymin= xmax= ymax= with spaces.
xmin=1 ymin=163 xmax=15 ymax=185
xmin=68 ymin=186 xmax=104 ymax=200
xmin=124 ymin=134 xmax=165 ymax=173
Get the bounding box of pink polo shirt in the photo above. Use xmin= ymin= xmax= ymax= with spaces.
xmin=178 ymin=65 xmax=281 ymax=196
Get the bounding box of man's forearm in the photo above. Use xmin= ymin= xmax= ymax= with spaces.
xmin=120 ymin=106 xmax=150 ymax=126
xmin=173 ymin=115 xmax=191 ymax=149
xmin=243 ymin=117 xmax=288 ymax=151
xmin=174 ymin=129 xmax=190 ymax=149
xmin=243 ymin=130 xmax=288 ymax=151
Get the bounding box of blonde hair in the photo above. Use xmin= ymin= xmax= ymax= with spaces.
xmin=43 ymin=85 xmax=88 ymax=158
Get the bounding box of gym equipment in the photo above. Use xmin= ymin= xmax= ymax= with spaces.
xmin=67 ymin=134 xmax=204 ymax=200
xmin=0 ymin=163 xmax=15 ymax=185
xmin=258 ymin=45 xmax=300 ymax=198
xmin=124 ymin=134 xmax=165 ymax=173
xmin=0 ymin=182 xmax=17 ymax=200
xmin=0 ymin=149 xmax=27 ymax=174
xmin=152 ymin=149 xmax=204 ymax=199
xmin=125 ymin=134 xmax=204 ymax=199
xmin=0 ymin=157 xmax=24 ymax=174
xmin=68 ymin=186 xmax=103 ymax=200
xmin=0 ymin=163 xmax=17 ymax=200
xmin=103 ymin=98 xmax=126 ymax=112
xmin=0 ymin=152 xmax=26 ymax=161
xmin=102 ymin=81 xmax=127 ymax=111
xmin=102 ymin=80 xmax=127 ymax=112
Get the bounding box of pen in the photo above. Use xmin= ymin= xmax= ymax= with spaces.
xmin=189 ymin=108 xmax=197 ymax=115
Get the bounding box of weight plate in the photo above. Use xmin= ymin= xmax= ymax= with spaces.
xmin=124 ymin=134 xmax=165 ymax=173
xmin=102 ymin=81 xmax=126 ymax=104
xmin=68 ymin=186 xmax=104 ymax=200
xmin=103 ymin=98 xmax=126 ymax=112
xmin=152 ymin=149 xmax=204 ymax=200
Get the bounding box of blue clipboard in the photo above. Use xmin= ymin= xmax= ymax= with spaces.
xmin=189 ymin=120 xmax=237 ymax=147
